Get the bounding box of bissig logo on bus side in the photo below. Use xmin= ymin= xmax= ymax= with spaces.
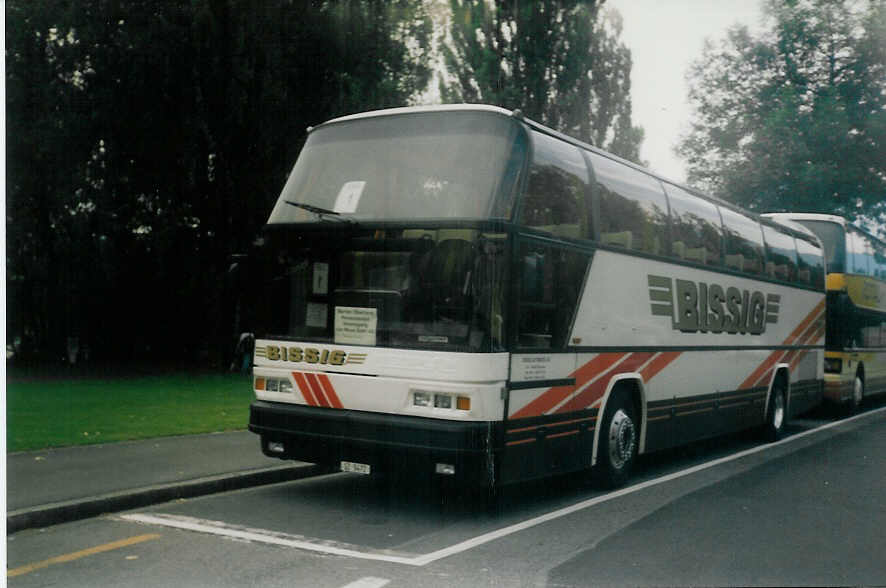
xmin=648 ymin=275 xmax=780 ymax=334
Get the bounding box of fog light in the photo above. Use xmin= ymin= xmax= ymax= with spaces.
xmin=414 ymin=391 xmax=432 ymax=406
xmin=434 ymin=394 xmax=452 ymax=409
xmin=279 ymin=379 xmax=293 ymax=394
xmin=435 ymin=463 xmax=455 ymax=475
xmin=268 ymin=441 xmax=285 ymax=454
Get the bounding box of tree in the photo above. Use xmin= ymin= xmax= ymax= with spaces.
xmin=440 ymin=0 xmax=644 ymax=162
xmin=678 ymin=0 xmax=886 ymax=223
xmin=5 ymin=0 xmax=432 ymax=363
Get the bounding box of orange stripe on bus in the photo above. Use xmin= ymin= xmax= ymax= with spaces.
xmin=292 ymin=372 xmax=318 ymax=406
xmin=639 ymin=351 xmax=682 ymax=382
xmin=740 ymin=304 xmax=824 ymax=389
xmin=317 ymin=374 xmax=344 ymax=409
xmin=510 ymin=353 xmax=628 ymax=419
xmin=556 ymin=352 xmax=656 ymax=414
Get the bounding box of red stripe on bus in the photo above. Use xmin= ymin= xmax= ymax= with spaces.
xmin=639 ymin=351 xmax=682 ymax=382
xmin=304 ymin=373 xmax=330 ymax=407
xmin=317 ymin=374 xmax=344 ymax=409
xmin=510 ymin=353 xmax=628 ymax=419
xmin=292 ymin=372 xmax=318 ymax=406
xmin=740 ymin=304 xmax=825 ymax=390
xmin=556 ymin=352 xmax=656 ymax=413
xmin=789 ymin=325 xmax=826 ymax=371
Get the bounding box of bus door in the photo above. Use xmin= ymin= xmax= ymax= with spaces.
xmin=502 ymin=236 xmax=591 ymax=482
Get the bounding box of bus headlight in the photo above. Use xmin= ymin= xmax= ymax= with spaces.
xmin=413 ymin=391 xmax=432 ymax=407
xmin=412 ymin=390 xmax=470 ymax=411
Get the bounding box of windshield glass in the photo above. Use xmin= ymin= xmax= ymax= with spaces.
xmin=795 ymin=220 xmax=846 ymax=274
xmin=253 ymin=226 xmax=509 ymax=352
xmin=268 ymin=111 xmax=527 ymax=223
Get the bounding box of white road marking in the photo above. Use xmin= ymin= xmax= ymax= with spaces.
xmin=122 ymin=406 xmax=885 ymax=567
xmin=340 ymin=578 xmax=390 ymax=588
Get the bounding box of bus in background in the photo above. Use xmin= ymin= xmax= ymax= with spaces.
xmin=765 ymin=214 xmax=886 ymax=412
xmin=246 ymin=105 xmax=826 ymax=493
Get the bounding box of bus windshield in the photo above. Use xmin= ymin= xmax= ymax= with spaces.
xmin=795 ymin=219 xmax=846 ymax=274
xmin=268 ymin=111 xmax=527 ymax=223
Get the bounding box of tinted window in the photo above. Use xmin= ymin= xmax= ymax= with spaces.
xmin=517 ymin=241 xmax=589 ymax=349
xmin=662 ymin=183 xmax=722 ymax=266
xmin=520 ymin=131 xmax=590 ymax=239
xmin=795 ymin=237 xmax=826 ymax=289
xmin=720 ymin=207 xmax=765 ymax=276
xmin=590 ymin=153 xmax=669 ymax=255
xmin=761 ymin=224 xmax=799 ymax=282
xmin=794 ymin=220 xmax=846 ymax=274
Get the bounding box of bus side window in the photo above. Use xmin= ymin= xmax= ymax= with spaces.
xmin=847 ymin=229 xmax=871 ymax=276
xmin=517 ymin=241 xmax=588 ymax=349
xmin=662 ymin=183 xmax=723 ymax=267
xmin=720 ymin=207 xmax=765 ymax=276
xmin=520 ymin=131 xmax=590 ymax=240
xmin=589 ymin=152 xmax=669 ymax=256
xmin=761 ymin=224 xmax=799 ymax=282
xmin=796 ymin=237 xmax=825 ymax=289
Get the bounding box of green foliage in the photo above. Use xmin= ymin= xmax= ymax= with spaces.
xmin=678 ymin=0 xmax=886 ymax=222
xmin=5 ymin=0 xmax=431 ymax=362
xmin=440 ymin=0 xmax=644 ymax=162
xmin=6 ymin=372 xmax=253 ymax=451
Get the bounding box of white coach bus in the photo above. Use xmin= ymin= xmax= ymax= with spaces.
xmin=247 ymin=105 xmax=825 ymax=491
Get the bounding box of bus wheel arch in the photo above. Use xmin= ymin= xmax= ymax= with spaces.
xmin=592 ymin=377 xmax=645 ymax=488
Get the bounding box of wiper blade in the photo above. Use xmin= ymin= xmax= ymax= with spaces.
xmin=284 ymin=200 xmax=356 ymax=224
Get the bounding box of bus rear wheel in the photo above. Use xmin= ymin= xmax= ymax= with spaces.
xmin=763 ymin=379 xmax=787 ymax=442
xmin=596 ymin=391 xmax=638 ymax=488
xmin=848 ymin=374 xmax=864 ymax=415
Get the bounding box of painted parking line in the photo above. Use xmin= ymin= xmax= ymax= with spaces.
xmin=340 ymin=577 xmax=390 ymax=588
xmin=122 ymin=406 xmax=886 ymax=567
xmin=7 ymin=534 xmax=160 ymax=578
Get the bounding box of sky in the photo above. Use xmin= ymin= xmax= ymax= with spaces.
xmin=605 ymin=0 xmax=766 ymax=183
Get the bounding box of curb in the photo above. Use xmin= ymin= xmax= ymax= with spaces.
xmin=7 ymin=463 xmax=329 ymax=534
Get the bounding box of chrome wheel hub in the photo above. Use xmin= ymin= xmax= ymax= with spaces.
xmin=608 ymin=409 xmax=636 ymax=469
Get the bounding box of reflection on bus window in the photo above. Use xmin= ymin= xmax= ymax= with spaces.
xmin=590 ymin=152 xmax=669 ymax=255
xmin=663 ymin=183 xmax=722 ymax=266
xmin=520 ymin=131 xmax=590 ymax=239
xmin=762 ymin=224 xmax=799 ymax=282
xmin=720 ymin=207 xmax=764 ymax=275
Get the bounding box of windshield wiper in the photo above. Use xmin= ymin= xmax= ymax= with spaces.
xmin=284 ymin=200 xmax=356 ymax=224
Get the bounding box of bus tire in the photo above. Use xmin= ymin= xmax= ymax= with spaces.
xmin=596 ymin=390 xmax=638 ymax=488
xmin=848 ymin=373 xmax=864 ymax=415
xmin=763 ymin=378 xmax=787 ymax=442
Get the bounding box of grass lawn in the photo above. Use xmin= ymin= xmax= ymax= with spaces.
xmin=6 ymin=371 xmax=254 ymax=452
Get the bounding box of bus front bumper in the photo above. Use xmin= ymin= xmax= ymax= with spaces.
xmin=248 ymin=400 xmax=499 ymax=485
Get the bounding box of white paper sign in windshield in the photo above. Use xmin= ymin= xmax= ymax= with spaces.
xmin=333 ymin=181 xmax=365 ymax=213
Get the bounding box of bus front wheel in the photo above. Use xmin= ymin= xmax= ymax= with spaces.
xmin=596 ymin=391 xmax=638 ymax=488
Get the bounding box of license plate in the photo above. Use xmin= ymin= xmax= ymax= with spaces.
xmin=340 ymin=461 xmax=371 ymax=475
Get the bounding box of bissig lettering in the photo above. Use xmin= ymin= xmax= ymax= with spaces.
xmin=648 ymin=275 xmax=780 ymax=335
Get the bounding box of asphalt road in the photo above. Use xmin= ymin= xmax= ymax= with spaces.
xmin=7 ymin=406 xmax=886 ymax=587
